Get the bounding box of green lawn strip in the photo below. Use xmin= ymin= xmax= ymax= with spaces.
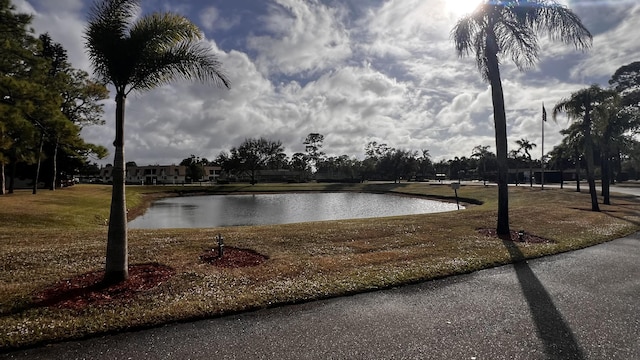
xmin=1 ymin=184 xmax=639 ymax=349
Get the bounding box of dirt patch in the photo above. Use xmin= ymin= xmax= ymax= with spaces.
xmin=477 ymin=228 xmax=552 ymax=243
xmin=33 ymin=263 xmax=175 ymax=310
xmin=200 ymin=247 xmax=268 ymax=268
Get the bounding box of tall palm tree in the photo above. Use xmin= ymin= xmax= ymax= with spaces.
xmin=593 ymin=95 xmax=616 ymax=205
xmin=515 ymin=138 xmax=536 ymax=186
xmin=592 ymin=91 xmax=637 ymax=205
xmin=452 ymin=0 xmax=591 ymax=234
xmin=85 ymin=0 xmax=230 ymax=283
xmin=553 ymin=85 xmax=615 ymax=212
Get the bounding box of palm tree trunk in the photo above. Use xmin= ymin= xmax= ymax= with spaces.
xmin=583 ymin=101 xmax=600 ymax=211
xmin=32 ymin=132 xmax=44 ymax=195
xmin=486 ymin=35 xmax=510 ymax=235
xmin=105 ymin=92 xmax=129 ymax=283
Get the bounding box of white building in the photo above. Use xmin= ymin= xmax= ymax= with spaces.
xmin=100 ymin=164 xmax=222 ymax=184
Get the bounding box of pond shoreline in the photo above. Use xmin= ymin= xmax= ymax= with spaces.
xmin=126 ymin=186 xmax=474 ymax=226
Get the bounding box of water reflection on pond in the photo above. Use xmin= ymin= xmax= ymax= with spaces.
xmin=128 ymin=192 xmax=461 ymax=229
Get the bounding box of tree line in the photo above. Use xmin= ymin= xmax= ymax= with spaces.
xmin=175 ymin=133 xmax=560 ymax=186
xmin=210 ymin=134 xmax=439 ymax=184
xmin=1 ymin=0 xmax=108 ymax=195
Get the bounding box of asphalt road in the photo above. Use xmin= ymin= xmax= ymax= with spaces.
xmin=610 ymin=184 xmax=640 ymax=197
xmin=3 ymin=232 xmax=639 ymax=360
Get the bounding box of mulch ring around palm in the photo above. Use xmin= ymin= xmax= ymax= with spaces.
xmin=33 ymin=263 xmax=175 ymax=310
xmin=477 ymin=228 xmax=553 ymax=243
xmin=199 ymin=247 xmax=268 ymax=268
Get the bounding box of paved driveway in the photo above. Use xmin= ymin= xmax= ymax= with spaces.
xmin=3 ymin=232 xmax=639 ymax=360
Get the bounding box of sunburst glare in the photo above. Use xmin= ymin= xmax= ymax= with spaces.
xmin=446 ymin=0 xmax=484 ymax=17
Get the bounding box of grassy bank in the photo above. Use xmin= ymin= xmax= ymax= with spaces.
xmin=1 ymin=183 xmax=639 ymax=350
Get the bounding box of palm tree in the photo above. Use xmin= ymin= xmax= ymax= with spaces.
xmin=593 ymin=94 xmax=618 ymax=205
xmin=452 ymin=0 xmax=591 ymax=234
xmin=85 ymin=0 xmax=230 ymax=283
xmin=592 ymin=91 xmax=638 ymax=204
xmin=553 ymin=85 xmax=615 ymax=212
xmin=515 ymin=138 xmax=536 ymax=186
xmin=508 ymin=149 xmax=522 ymax=185
xmin=471 ymin=145 xmax=491 ymax=185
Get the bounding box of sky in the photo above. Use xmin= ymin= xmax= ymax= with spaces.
xmin=12 ymin=0 xmax=640 ymax=166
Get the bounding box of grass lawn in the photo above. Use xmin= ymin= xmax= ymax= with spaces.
xmin=1 ymin=182 xmax=639 ymax=350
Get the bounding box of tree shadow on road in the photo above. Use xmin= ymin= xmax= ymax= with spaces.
xmin=501 ymin=237 xmax=586 ymax=360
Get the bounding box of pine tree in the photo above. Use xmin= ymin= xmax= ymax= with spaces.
xmin=0 ymin=0 xmax=46 ymax=194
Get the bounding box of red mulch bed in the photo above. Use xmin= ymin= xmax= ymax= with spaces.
xmin=199 ymin=247 xmax=268 ymax=268
xmin=32 ymin=247 xmax=267 ymax=311
xmin=33 ymin=263 xmax=175 ymax=310
xmin=477 ymin=228 xmax=552 ymax=243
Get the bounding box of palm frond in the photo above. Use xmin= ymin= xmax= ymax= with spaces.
xmin=495 ymin=16 xmax=538 ymax=70
xmin=451 ymin=0 xmax=591 ymax=83
xmin=452 ymin=13 xmax=490 ymax=79
xmin=85 ymin=1 xmax=230 ymax=95
xmin=85 ymin=0 xmax=141 ymax=91
xmin=475 ymin=30 xmax=490 ymax=80
xmin=553 ymin=85 xmax=613 ymax=123
xmin=127 ymin=12 xmax=230 ymax=91
xmin=129 ymin=41 xmax=229 ymax=92
xmin=551 ymin=98 xmax=580 ymax=122
xmin=129 ymin=12 xmax=203 ymax=51
xmin=527 ymin=0 xmax=592 ymax=50
xmin=451 ymin=17 xmax=476 ymax=58
xmin=87 ymin=0 xmax=139 ymax=36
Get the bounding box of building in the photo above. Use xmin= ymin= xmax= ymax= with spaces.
xmin=99 ymin=164 xmax=222 ymax=184
xmin=203 ymin=165 xmax=222 ymax=182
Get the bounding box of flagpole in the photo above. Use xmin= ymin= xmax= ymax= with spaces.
xmin=541 ymin=102 xmax=545 ymax=189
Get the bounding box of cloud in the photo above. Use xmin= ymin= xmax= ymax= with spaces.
xmin=14 ymin=0 xmax=91 ymax=71
xmin=28 ymin=0 xmax=83 ymax=13
xmin=15 ymin=0 xmax=640 ymax=167
xmin=569 ymin=4 xmax=640 ymax=83
xmin=246 ymin=0 xmax=352 ymax=76
xmin=199 ymin=6 xmax=238 ymax=32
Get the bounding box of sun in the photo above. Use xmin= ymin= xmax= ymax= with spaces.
xmin=446 ymin=0 xmax=484 ymax=17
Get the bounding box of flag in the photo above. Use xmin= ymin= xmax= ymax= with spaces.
xmin=542 ymin=103 xmax=547 ymax=122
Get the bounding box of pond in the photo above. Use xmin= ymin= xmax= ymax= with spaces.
xmin=128 ymin=192 xmax=462 ymax=229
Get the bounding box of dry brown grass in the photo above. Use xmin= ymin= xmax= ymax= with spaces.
xmin=1 ymin=183 xmax=639 ymax=349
